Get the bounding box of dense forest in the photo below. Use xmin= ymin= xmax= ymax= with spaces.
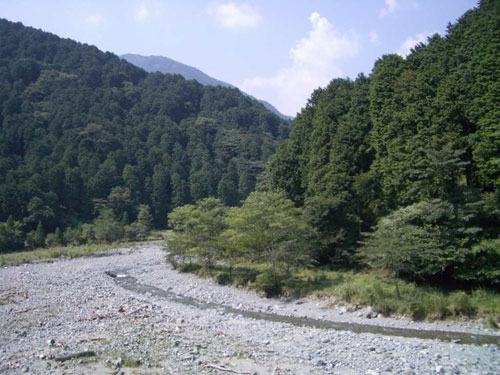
xmin=1 ymin=1 xmax=499 ymax=290
xmin=264 ymin=0 xmax=500 ymax=285
xmin=0 ymin=18 xmax=289 ymax=250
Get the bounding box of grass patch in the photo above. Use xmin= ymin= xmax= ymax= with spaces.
xmin=170 ymin=258 xmax=500 ymax=323
xmin=0 ymin=241 xmax=141 ymax=267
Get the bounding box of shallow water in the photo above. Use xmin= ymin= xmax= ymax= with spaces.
xmin=112 ymin=272 xmax=500 ymax=346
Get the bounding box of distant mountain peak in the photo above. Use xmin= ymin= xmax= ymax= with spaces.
xmin=121 ymin=53 xmax=233 ymax=88
xmin=121 ymin=53 xmax=293 ymax=121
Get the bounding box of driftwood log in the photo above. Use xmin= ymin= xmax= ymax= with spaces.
xmin=54 ymin=350 xmax=96 ymax=362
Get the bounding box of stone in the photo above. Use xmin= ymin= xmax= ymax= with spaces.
xmin=115 ymin=357 xmax=123 ymax=368
xmin=316 ymin=360 xmax=327 ymax=366
xmin=436 ymin=366 xmax=445 ymax=373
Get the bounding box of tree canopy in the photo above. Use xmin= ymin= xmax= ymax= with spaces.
xmin=265 ymin=0 xmax=500 ymax=285
xmin=0 ymin=18 xmax=289 ymax=250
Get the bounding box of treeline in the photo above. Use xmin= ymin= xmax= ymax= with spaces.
xmin=264 ymin=0 xmax=500 ymax=286
xmin=0 ymin=19 xmax=289 ymax=251
xmin=167 ymin=192 xmax=314 ymax=296
xmin=0 ymin=200 xmax=154 ymax=251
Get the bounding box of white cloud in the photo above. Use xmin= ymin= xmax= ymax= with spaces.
xmin=380 ymin=0 xmax=398 ymax=17
xmin=210 ymin=2 xmax=261 ymax=29
xmin=241 ymin=12 xmax=358 ymax=116
xmin=396 ymin=32 xmax=432 ymax=56
xmin=135 ymin=5 xmax=149 ymax=22
xmin=85 ymin=14 xmax=105 ymax=25
xmin=369 ymin=31 xmax=379 ymax=43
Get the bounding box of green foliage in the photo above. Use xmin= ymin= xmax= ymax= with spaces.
xmin=224 ymin=191 xmax=314 ymax=278
xmin=265 ymin=2 xmax=500 ymax=287
xmin=44 ymin=232 xmax=60 ymax=247
xmin=0 ymin=18 xmax=289 ymax=249
xmin=136 ymin=204 xmax=153 ymax=239
xmin=26 ymin=221 xmax=45 ymax=248
xmin=167 ymin=198 xmax=227 ymax=269
xmin=0 ymin=216 xmax=25 ymax=252
xmin=253 ymin=269 xmax=283 ymax=297
xmin=303 ymin=196 xmax=359 ymax=266
xmin=455 ymin=238 xmax=500 ymax=285
xmin=0 ymin=242 xmax=133 ymax=267
xmin=358 ymin=200 xmax=467 ymax=280
xmin=93 ymin=208 xmax=124 ymax=243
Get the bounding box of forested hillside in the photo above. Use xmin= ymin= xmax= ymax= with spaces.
xmin=266 ymin=0 xmax=500 ymax=284
xmin=121 ymin=53 xmax=233 ymax=88
xmin=121 ymin=53 xmax=293 ymax=120
xmin=0 ymin=19 xmax=289 ymax=249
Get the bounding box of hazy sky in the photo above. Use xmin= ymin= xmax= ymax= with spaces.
xmin=0 ymin=0 xmax=478 ymax=116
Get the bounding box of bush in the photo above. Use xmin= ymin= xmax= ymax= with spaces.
xmin=93 ymin=208 xmax=124 ymax=243
xmin=485 ymin=315 xmax=499 ymax=329
xmin=178 ymin=263 xmax=201 ymax=273
xmin=448 ymin=291 xmax=476 ymax=317
xmin=80 ymin=224 xmax=96 ymax=244
xmin=64 ymin=227 xmax=83 ymax=245
xmin=45 ymin=233 xmax=60 ymax=247
xmin=0 ymin=216 xmax=25 ymax=252
xmin=336 ymin=281 xmax=357 ymax=303
xmin=456 ymin=238 xmax=500 ymax=285
xmin=423 ymin=294 xmax=449 ymax=320
xmin=233 ymin=272 xmax=257 ymax=287
xmin=358 ymin=280 xmax=386 ymax=305
xmin=215 ymin=272 xmax=232 ymax=286
xmin=124 ymin=223 xmax=139 ymax=241
xmin=26 ymin=221 xmax=45 ymax=248
xmin=254 ymin=270 xmax=283 ymax=297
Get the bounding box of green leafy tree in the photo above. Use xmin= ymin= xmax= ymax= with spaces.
xmin=27 ymin=220 xmax=45 ymax=248
xmin=0 ymin=216 xmax=25 ymax=252
xmin=136 ymin=204 xmax=154 ymax=239
xmin=358 ymin=200 xmax=471 ymax=280
xmin=303 ymin=196 xmax=360 ymax=266
xmin=223 ymin=191 xmax=313 ymax=279
xmin=107 ymin=186 xmax=133 ymax=222
xmin=93 ymin=207 xmax=124 ymax=243
xmin=167 ymin=198 xmax=227 ymax=269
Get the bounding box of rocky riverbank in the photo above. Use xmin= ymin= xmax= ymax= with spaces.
xmin=0 ymin=245 xmax=499 ymax=374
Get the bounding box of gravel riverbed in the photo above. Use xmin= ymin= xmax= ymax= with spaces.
xmin=0 ymin=245 xmax=499 ymax=375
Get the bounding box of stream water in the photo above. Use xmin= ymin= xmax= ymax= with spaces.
xmin=112 ymin=271 xmax=500 ymax=347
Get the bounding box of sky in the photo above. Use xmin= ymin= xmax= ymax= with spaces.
xmin=0 ymin=0 xmax=478 ymax=117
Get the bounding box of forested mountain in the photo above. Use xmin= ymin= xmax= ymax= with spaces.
xmin=121 ymin=53 xmax=232 ymax=88
xmin=121 ymin=53 xmax=293 ymax=121
xmin=266 ymin=0 xmax=500 ymax=284
xmin=0 ymin=18 xmax=289 ymax=239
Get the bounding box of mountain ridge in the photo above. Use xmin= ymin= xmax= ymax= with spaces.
xmin=121 ymin=53 xmax=293 ymax=121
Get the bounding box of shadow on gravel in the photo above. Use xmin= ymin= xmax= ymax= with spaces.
xmin=110 ymin=271 xmax=500 ymax=347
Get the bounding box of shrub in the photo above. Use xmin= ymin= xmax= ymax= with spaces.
xmin=93 ymin=208 xmax=124 ymax=243
xmin=26 ymin=221 xmax=45 ymax=248
xmin=424 ymin=294 xmax=449 ymax=320
xmin=178 ymin=263 xmax=201 ymax=273
xmin=485 ymin=315 xmax=499 ymax=329
xmin=254 ymin=270 xmax=283 ymax=297
xmin=448 ymin=291 xmax=476 ymax=317
xmin=0 ymin=216 xmax=25 ymax=252
xmin=359 ymin=280 xmax=386 ymax=305
xmin=215 ymin=272 xmax=232 ymax=286
xmin=336 ymin=281 xmax=357 ymax=303
xmin=136 ymin=205 xmax=153 ymax=239
xmin=64 ymin=226 xmax=83 ymax=245
xmin=233 ymin=272 xmax=257 ymax=287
